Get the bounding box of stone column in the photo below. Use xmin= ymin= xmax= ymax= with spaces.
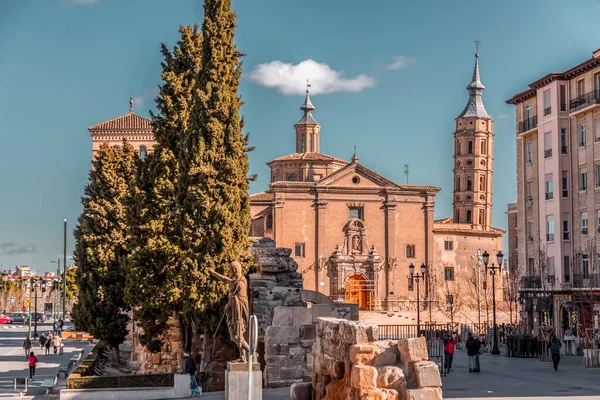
xmin=384 ymin=200 xmax=397 ymax=310
xmin=313 ymin=194 xmax=328 ymax=293
xmin=423 ymin=196 xmax=435 ymax=299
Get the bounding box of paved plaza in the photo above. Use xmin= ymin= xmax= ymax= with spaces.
xmin=0 ymin=322 xmax=93 ymax=399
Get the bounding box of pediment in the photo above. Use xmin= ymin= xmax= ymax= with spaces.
xmin=316 ymin=162 xmax=400 ymax=188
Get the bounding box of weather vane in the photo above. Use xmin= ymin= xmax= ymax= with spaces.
xmin=475 ymin=39 xmax=480 ymax=55
xmin=306 ymin=79 xmax=311 ymax=94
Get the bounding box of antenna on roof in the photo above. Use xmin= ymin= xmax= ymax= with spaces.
xmin=352 ymin=145 xmax=358 ymax=163
xmin=404 ymin=164 xmax=409 ymax=184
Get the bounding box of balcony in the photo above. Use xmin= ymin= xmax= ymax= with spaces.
xmin=544 ymin=149 xmax=552 ymax=158
xmin=570 ymin=91 xmax=600 ymax=115
xmin=518 ymin=116 xmax=538 ymax=134
xmin=544 ymin=107 xmax=552 ymax=116
xmin=521 ymin=276 xmax=542 ymax=289
xmin=572 ymin=274 xmax=600 ymax=288
xmin=545 ymin=192 xmax=553 ymax=200
xmin=546 ymin=233 xmax=554 ymax=242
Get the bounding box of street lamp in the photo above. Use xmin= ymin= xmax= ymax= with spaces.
xmin=50 ymin=260 xmax=61 ymax=320
xmin=31 ymin=277 xmax=44 ymax=339
xmin=482 ymin=250 xmax=503 ymax=355
xmin=409 ymin=263 xmax=427 ymax=336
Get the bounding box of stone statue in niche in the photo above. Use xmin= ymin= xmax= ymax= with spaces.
xmin=352 ymin=235 xmax=361 ymax=252
xmin=342 ymin=219 xmax=368 ymax=255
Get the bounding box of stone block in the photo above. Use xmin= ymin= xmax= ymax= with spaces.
xmin=409 ymin=361 xmax=442 ymax=388
xmin=358 ymin=388 xmax=386 ymax=399
xmin=272 ymin=307 xmax=294 ymax=327
xmin=397 ymin=337 xmax=428 ymax=366
xmin=367 ymin=325 xmax=379 ymax=342
xmin=281 ymin=366 xmax=305 ymax=380
xmin=377 ymin=366 xmax=406 ymax=391
xmin=381 ymin=388 xmax=401 ymax=400
xmin=294 ymin=307 xmax=314 ymax=326
xmin=406 ymin=387 xmax=442 ymax=400
xmin=373 ymin=342 xmax=399 ymax=366
xmin=349 ymin=344 xmax=377 ymax=365
xmin=225 ymin=363 xmax=262 ymax=400
xmin=265 ymin=326 xmax=300 ymax=345
xmin=290 ymin=382 xmax=312 ymax=400
xmin=340 ymin=320 xmax=368 ymax=344
xmin=350 ymin=365 xmax=378 ymax=389
xmin=328 ymin=361 xmax=345 ymax=380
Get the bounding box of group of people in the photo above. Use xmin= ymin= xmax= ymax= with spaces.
xmin=21 ymin=320 xmax=65 ymax=381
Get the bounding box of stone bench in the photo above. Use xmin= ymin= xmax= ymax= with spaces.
xmin=59 ymin=360 xmax=75 ymax=378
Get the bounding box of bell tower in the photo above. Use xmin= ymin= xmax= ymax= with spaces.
xmin=295 ymin=81 xmax=321 ymax=153
xmin=453 ymin=42 xmax=494 ymax=229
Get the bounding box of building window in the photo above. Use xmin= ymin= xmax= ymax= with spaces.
xmin=139 ymin=146 xmax=147 ymax=159
xmin=348 ymin=206 xmax=364 ymax=220
xmin=595 ymin=119 xmax=600 ymax=142
xmin=580 ymin=168 xmax=588 ymax=191
xmin=455 ymin=140 xmax=461 ymax=156
xmin=468 ymin=141 xmax=473 ymax=154
xmin=545 ymin=174 xmax=553 ymax=200
xmin=455 ymin=177 xmax=460 ymax=191
xmin=446 ymin=295 xmax=454 ymax=305
xmin=561 ymin=129 xmax=568 ymax=154
xmin=582 ymin=255 xmax=589 ymax=279
xmin=444 ymin=240 xmax=453 ymax=251
xmin=308 ymin=133 xmax=313 ymax=152
xmin=560 ymin=85 xmax=567 ymax=112
xmin=479 ymin=209 xmax=485 ymax=225
xmin=597 ymin=209 xmax=600 ymax=233
xmin=562 ymin=171 xmax=569 ymax=198
xmin=543 ymin=89 xmax=551 ymax=116
xmin=288 ymin=175 xmax=297 ymax=181
xmin=466 ymin=210 xmax=472 ymax=223
xmin=467 ymin=178 xmax=472 ymax=191
xmin=265 ymin=214 xmax=273 ymax=231
xmin=546 ymin=215 xmax=554 ymax=242
xmin=406 ymin=245 xmax=416 ymax=258
xmin=300 ymin=137 xmax=305 ymax=153
xmin=525 ymin=142 xmax=533 ymax=164
xmin=527 ymin=221 xmax=533 ymax=239
xmin=479 ymin=175 xmax=486 ymax=191
xmin=581 ymin=211 xmax=589 ymax=234
xmin=526 ymin=181 xmax=533 ymax=202
xmin=577 ymin=79 xmax=585 ymax=97
xmin=579 ymin=123 xmax=586 ymax=147
xmin=294 ymin=243 xmax=305 ymax=257
xmin=480 ymin=140 xmax=487 ymax=155
xmin=564 ymin=256 xmax=570 ymax=282
xmin=544 ymin=132 xmax=552 ymax=158
xmin=408 ymin=277 xmax=414 ymax=291
xmin=526 ymin=104 xmax=533 ymax=120
xmin=444 ymin=267 xmax=455 ymax=281
xmin=563 ymin=213 xmax=570 ymax=240
xmin=527 ymin=258 xmax=534 ymax=276
xmin=595 ymin=73 xmax=600 ymax=96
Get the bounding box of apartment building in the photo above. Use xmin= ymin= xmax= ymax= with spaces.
xmin=507 ymin=48 xmax=600 ymax=337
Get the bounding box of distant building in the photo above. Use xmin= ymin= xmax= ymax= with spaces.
xmin=507 ymin=47 xmax=600 ymax=337
xmin=88 ymin=97 xmax=154 ymax=159
xmin=13 ymin=266 xmax=35 ymax=277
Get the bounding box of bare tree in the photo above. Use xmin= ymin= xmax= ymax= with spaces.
xmin=461 ymin=257 xmax=493 ymax=326
xmin=437 ymin=269 xmax=463 ymax=329
xmin=503 ymin=249 xmax=521 ymax=325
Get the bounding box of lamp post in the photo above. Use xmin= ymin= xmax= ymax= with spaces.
xmin=27 ymin=278 xmax=32 ymax=338
xmin=409 ymin=263 xmax=427 ymax=336
xmin=50 ymin=260 xmax=61 ymax=320
xmin=482 ymin=250 xmax=503 ymax=355
xmin=32 ymin=278 xmax=44 ymax=339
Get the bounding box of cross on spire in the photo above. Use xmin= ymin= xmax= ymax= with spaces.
xmin=129 ymin=96 xmax=134 ymax=113
xmin=475 ymin=39 xmax=480 ymax=57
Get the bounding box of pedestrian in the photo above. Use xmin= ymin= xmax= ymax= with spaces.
xmin=23 ymin=336 xmax=32 ymax=359
xmin=444 ymin=333 xmax=456 ymax=373
xmin=466 ymin=333 xmax=481 ymax=372
xmin=28 ymin=351 xmax=38 ymax=380
xmin=550 ymin=336 xmax=562 ymax=371
xmin=53 ymin=320 xmax=59 ymax=335
xmin=39 ymin=334 xmax=46 ymax=350
xmin=45 ymin=334 xmax=51 ymax=355
xmin=183 ymin=351 xmax=201 ymax=395
xmin=58 ymin=318 xmax=64 ymax=334
xmin=52 ymin=333 xmax=62 ymax=355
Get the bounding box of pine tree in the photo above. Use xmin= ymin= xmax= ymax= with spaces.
xmin=72 ymin=141 xmax=137 ymax=362
xmin=179 ymin=0 xmax=252 ymax=371
xmin=126 ymin=25 xmax=202 ymax=353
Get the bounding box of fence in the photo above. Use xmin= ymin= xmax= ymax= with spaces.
xmin=378 ymin=323 xmax=454 ymax=340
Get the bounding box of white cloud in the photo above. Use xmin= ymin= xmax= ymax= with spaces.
xmin=248 ymin=59 xmax=376 ymax=96
xmin=64 ymin=0 xmax=99 ymax=5
xmin=496 ymin=113 xmax=512 ymax=120
xmin=133 ymin=88 xmax=159 ymax=111
xmin=386 ymin=55 xmax=416 ymax=70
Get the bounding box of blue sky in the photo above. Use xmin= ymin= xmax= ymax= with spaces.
xmin=1 ymin=0 xmax=600 ymax=272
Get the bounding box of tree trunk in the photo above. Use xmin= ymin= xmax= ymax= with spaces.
xmin=199 ymin=329 xmax=214 ymax=373
xmin=111 ymin=345 xmax=120 ymax=364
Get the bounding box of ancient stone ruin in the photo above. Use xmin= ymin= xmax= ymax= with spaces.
xmin=291 ymin=317 xmax=442 ymax=400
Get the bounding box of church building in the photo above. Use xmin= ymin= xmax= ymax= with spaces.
xmin=251 ymin=49 xmax=504 ymax=311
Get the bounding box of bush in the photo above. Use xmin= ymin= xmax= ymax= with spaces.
xmin=67 ymin=373 xmax=174 ymax=389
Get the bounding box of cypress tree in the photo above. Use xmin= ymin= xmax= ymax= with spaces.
xmin=72 ymin=141 xmax=137 ymax=362
xmin=179 ymin=0 xmax=252 ymax=370
xmin=126 ymin=25 xmax=203 ymax=352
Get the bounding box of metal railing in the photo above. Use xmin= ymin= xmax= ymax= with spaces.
xmin=518 ymin=116 xmax=538 ymax=133
xmin=570 ymin=90 xmax=600 ymax=113
xmin=378 ymin=323 xmax=453 ymax=340
xmin=544 ymin=107 xmax=552 ymax=116
xmin=572 ymin=274 xmax=600 ymax=288
xmin=521 ymin=276 xmax=542 ymax=289
xmin=544 ymin=149 xmax=552 ymax=158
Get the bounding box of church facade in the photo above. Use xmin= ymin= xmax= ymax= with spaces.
xmin=251 ymin=50 xmax=504 ymax=311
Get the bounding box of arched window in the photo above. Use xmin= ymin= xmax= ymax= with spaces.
xmin=466 ymin=210 xmax=472 ymax=223
xmin=140 ymin=146 xmax=147 ymax=159
xmin=480 ymin=139 xmax=487 ymax=155
xmin=288 ymin=175 xmax=297 ymax=182
xmin=456 ymin=140 xmax=461 ymax=155
xmin=468 ymin=141 xmax=473 ymax=154
xmin=300 ymin=137 xmax=305 ymax=153
xmin=455 ymin=177 xmax=460 ymax=191
xmin=479 ymin=209 xmax=485 ymax=225
xmin=479 ymin=175 xmax=485 ymax=191
xmin=467 ymin=178 xmax=472 ymax=191
xmin=308 ymin=133 xmax=313 ymax=152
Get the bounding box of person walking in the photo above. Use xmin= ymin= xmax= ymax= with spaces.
xmin=183 ymin=351 xmax=201 ymax=395
xmin=28 ymin=351 xmax=38 ymax=381
xmin=39 ymin=334 xmax=46 ymax=350
xmin=58 ymin=318 xmax=64 ymax=334
xmin=550 ymin=336 xmax=562 ymax=371
xmin=44 ymin=333 xmax=51 ymax=355
xmin=466 ymin=333 xmax=481 ymax=372
xmin=23 ymin=336 xmax=32 ymax=359
xmin=53 ymin=320 xmax=59 ymax=335
xmin=52 ymin=333 xmax=62 ymax=355
xmin=444 ymin=333 xmax=457 ymax=373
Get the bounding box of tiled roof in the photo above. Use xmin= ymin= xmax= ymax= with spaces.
xmin=433 ymin=220 xmax=505 ymax=236
xmin=250 ymin=191 xmax=274 ymax=202
xmin=89 ymin=112 xmax=152 ymax=132
xmin=269 ymin=152 xmax=348 ymax=164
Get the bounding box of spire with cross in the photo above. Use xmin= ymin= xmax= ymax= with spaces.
xmin=475 ymin=39 xmax=480 ymax=57
xmin=457 ymin=40 xmax=489 ymax=119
